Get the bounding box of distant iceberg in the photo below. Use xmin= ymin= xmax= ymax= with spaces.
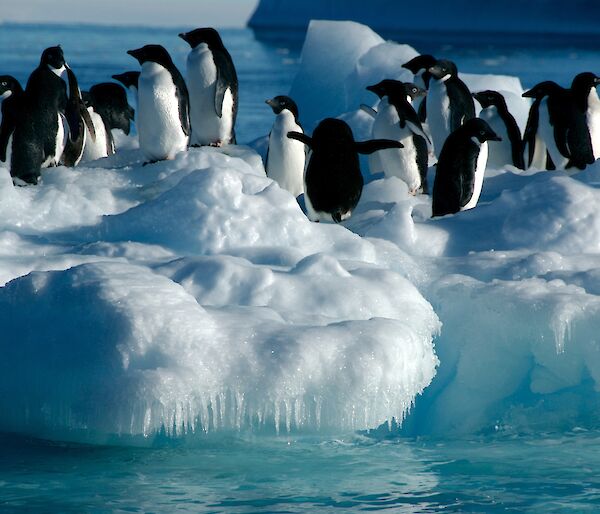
xmin=248 ymin=0 xmax=600 ymax=36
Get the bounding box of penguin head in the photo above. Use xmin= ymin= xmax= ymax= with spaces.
xmin=473 ymin=90 xmax=505 ymax=109
xmin=112 ymin=71 xmax=140 ymax=90
xmin=179 ymin=28 xmax=223 ymax=50
xmin=522 ymin=81 xmax=562 ymax=100
xmin=367 ymin=80 xmax=425 ymax=102
xmin=428 ymin=59 xmax=457 ymax=82
xmin=0 ymin=75 xmax=23 ymax=97
xmin=463 ymin=118 xmax=502 ymax=144
xmin=127 ymin=45 xmax=174 ymax=69
xmin=402 ymin=54 xmax=437 ymax=75
xmin=41 ymin=46 xmax=65 ymax=70
xmin=266 ymin=95 xmax=299 ymax=118
xmin=571 ymin=72 xmax=600 ymax=94
xmin=312 ymin=118 xmax=354 ymax=148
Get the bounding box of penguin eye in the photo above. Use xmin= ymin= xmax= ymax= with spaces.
xmin=480 ymin=130 xmax=485 ymax=135
xmin=0 ymin=82 xmax=6 ymax=87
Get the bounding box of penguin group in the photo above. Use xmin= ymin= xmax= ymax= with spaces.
xmin=1 ymin=36 xmax=599 ymax=225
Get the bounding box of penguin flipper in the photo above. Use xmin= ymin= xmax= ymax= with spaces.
xmin=355 ymin=139 xmax=404 ymax=155
xmin=287 ymin=131 xmax=313 ymax=148
xmin=360 ymin=104 xmax=377 ymax=118
xmin=523 ymin=101 xmax=540 ymax=168
xmin=459 ymin=152 xmax=479 ymax=209
xmin=213 ymin=50 xmax=238 ymax=119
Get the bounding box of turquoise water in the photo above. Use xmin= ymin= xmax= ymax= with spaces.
xmin=3 ymin=431 xmax=600 ymax=512
xmin=2 ymin=22 xmax=600 ymax=512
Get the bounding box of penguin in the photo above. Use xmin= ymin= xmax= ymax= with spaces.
xmin=522 ymin=81 xmax=594 ymax=170
xmin=432 ymin=118 xmax=501 ymax=218
xmin=0 ymin=76 xmax=23 ymax=167
xmin=473 ymin=90 xmax=524 ymax=170
xmin=570 ymin=72 xmax=600 ymax=160
xmin=522 ymin=93 xmax=553 ymax=170
xmin=366 ymin=80 xmax=431 ymax=194
xmin=402 ymin=54 xmax=437 ymax=122
xmin=111 ymin=71 xmax=139 ymax=113
xmin=7 ymin=46 xmax=68 ymax=184
xmin=265 ymin=95 xmax=305 ymax=198
xmin=127 ymin=44 xmax=190 ymax=163
xmin=287 ymin=118 xmax=403 ymax=223
xmin=427 ymin=59 xmax=475 ymax=159
xmin=179 ymin=27 xmax=238 ymax=147
xmin=61 ymin=65 xmax=96 ymax=167
xmin=81 ymin=82 xmax=134 ymax=162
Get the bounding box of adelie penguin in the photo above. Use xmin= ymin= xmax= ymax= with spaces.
xmin=402 ymin=54 xmax=437 ymax=122
xmin=427 ymin=59 xmax=475 ymax=160
xmin=81 ymin=82 xmax=134 ymax=162
xmin=522 ymin=81 xmax=594 ymax=170
xmin=570 ymin=72 xmax=600 ymax=161
xmin=112 ymin=71 xmax=140 ymax=112
xmin=473 ymin=90 xmax=524 ymax=170
xmin=367 ymin=80 xmax=431 ymax=194
xmin=287 ymin=118 xmax=403 ymax=223
xmin=0 ymin=76 xmax=24 ymax=168
xmin=265 ymin=95 xmax=305 ymax=198
xmin=432 ymin=118 xmax=501 ymax=218
xmin=7 ymin=46 xmax=68 ymax=184
xmin=179 ymin=27 xmax=238 ymax=147
xmin=127 ymin=44 xmax=190 ymax=163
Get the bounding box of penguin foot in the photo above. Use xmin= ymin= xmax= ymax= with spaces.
xmin=142 ymin=159 xmax=161 ymax=167
xmin=209 ymin=141 xmax=223 ymax=148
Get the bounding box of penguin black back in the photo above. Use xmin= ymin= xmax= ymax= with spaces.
xmin=89 ymin=83 xmax=134 ymax=135
xmin=0 ymin=76 xmax=23 ymax=163
xmin=432 ymin=118 xmax=501 ymax=217
xmin=288 ymin=118 xmax=403 ymax=222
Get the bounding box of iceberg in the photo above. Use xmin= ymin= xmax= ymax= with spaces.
xmin=2 ymin=19 xmax=600 ymax=444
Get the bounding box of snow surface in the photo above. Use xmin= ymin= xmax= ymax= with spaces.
xmin=2 ymin=20 xmax=600 ymax=444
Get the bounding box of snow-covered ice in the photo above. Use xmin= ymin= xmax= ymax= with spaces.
xmin=2 ymin=20 xmax=600 ymax=444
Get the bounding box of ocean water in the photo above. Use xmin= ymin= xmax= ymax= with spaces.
xmin=2 ymin=22 xmax=600 ymax=512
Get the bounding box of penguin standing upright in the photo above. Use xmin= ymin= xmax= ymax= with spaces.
xmin=265 ymin=95 xmax=305 ymax=198
xmin=81 ymin=82 xmax=134 ymax=162
xmin=473 ymin=90 xmax=524 ymax=170
xmin=112 ymin=71 xmax=140 ymax=113
xmin=366 ymin=80 xmax=431 ymax=194
xmin=179 ymin=28 xmax=238 ymax=147
xmin=427 ymin=59 xmax=475 ymax=159
xmin=7 ymin=46 xmax=68 ymax=184
xmin=570 ymin=72 xmax=600 ymax=161
xmin=0 ymin=76 xmax=23 ymax=167
xmin=522 ymin=93 xmax=553 ymax=170
xmin=432 ymin=118 xmax=501 ymax=217
xmin=61 ymin=65 xmax=96 ymax=167
xmin=287 ymin=118 xmax=403 ymax=223
xmin=127 ymin=45 xmax=189 ymax=163
xmin=522 ymin=81 xmax=594 ymax=170
xmin=402 ymin=54 xmax=437 ymax=122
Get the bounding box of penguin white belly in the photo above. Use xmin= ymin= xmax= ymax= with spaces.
xmin=187 ymin=45 xmax=233 ymax=146
xmin=266 ymin=111 xmax=305 ymax=197
xmin=462 ymin=142 xmax=488 ymax=211
xmin=427 ymin=79 xmax=451 ymax=158
xmin=81 ymin=108 xmax=109 ymax=162
xmin=587 ymin=88 xmax=600 ymax=159
xmin=303 ymin=193 xmax=349 ymax=223
xmin=538 ymin=98 xmax=568 ymax=169
xmin=480 ymin=107 xmax=511 ymax=169
xmin=2 ymin=134 xmax=12 ymax=169
xmin=372 ymin=101 xmax=421 ymax=193
xmin=138 ymin=62 xmax=188 ymax=161
xmin=42 ymin=113 xmax=67 ymax=168
xmin=528 ymin=136 xmax=548 ymax=170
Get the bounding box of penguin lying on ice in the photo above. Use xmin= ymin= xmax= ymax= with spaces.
xmin=287 ymin=118 xmax=403 ymax=223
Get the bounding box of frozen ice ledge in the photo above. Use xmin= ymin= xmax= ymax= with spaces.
xmin=248 ymin=0 xmax=600 ymax=37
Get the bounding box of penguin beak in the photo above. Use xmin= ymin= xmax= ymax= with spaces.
xmin=594 ymin=76 xmax=600 ymax=85
xmin=522 ymin=90 xmax=535 ymax=98
xmin=489 ymin=133 xmax=502 ymax=142
xmin=178 ymin=32 xmax=188 ymax=42
xmin=265 ymin=98 xmax=276 ymax=107
xmin=127 ymin=49 xmax=143 ymax=63
xmin=366 ymin=85 xmax=382 ymax=97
